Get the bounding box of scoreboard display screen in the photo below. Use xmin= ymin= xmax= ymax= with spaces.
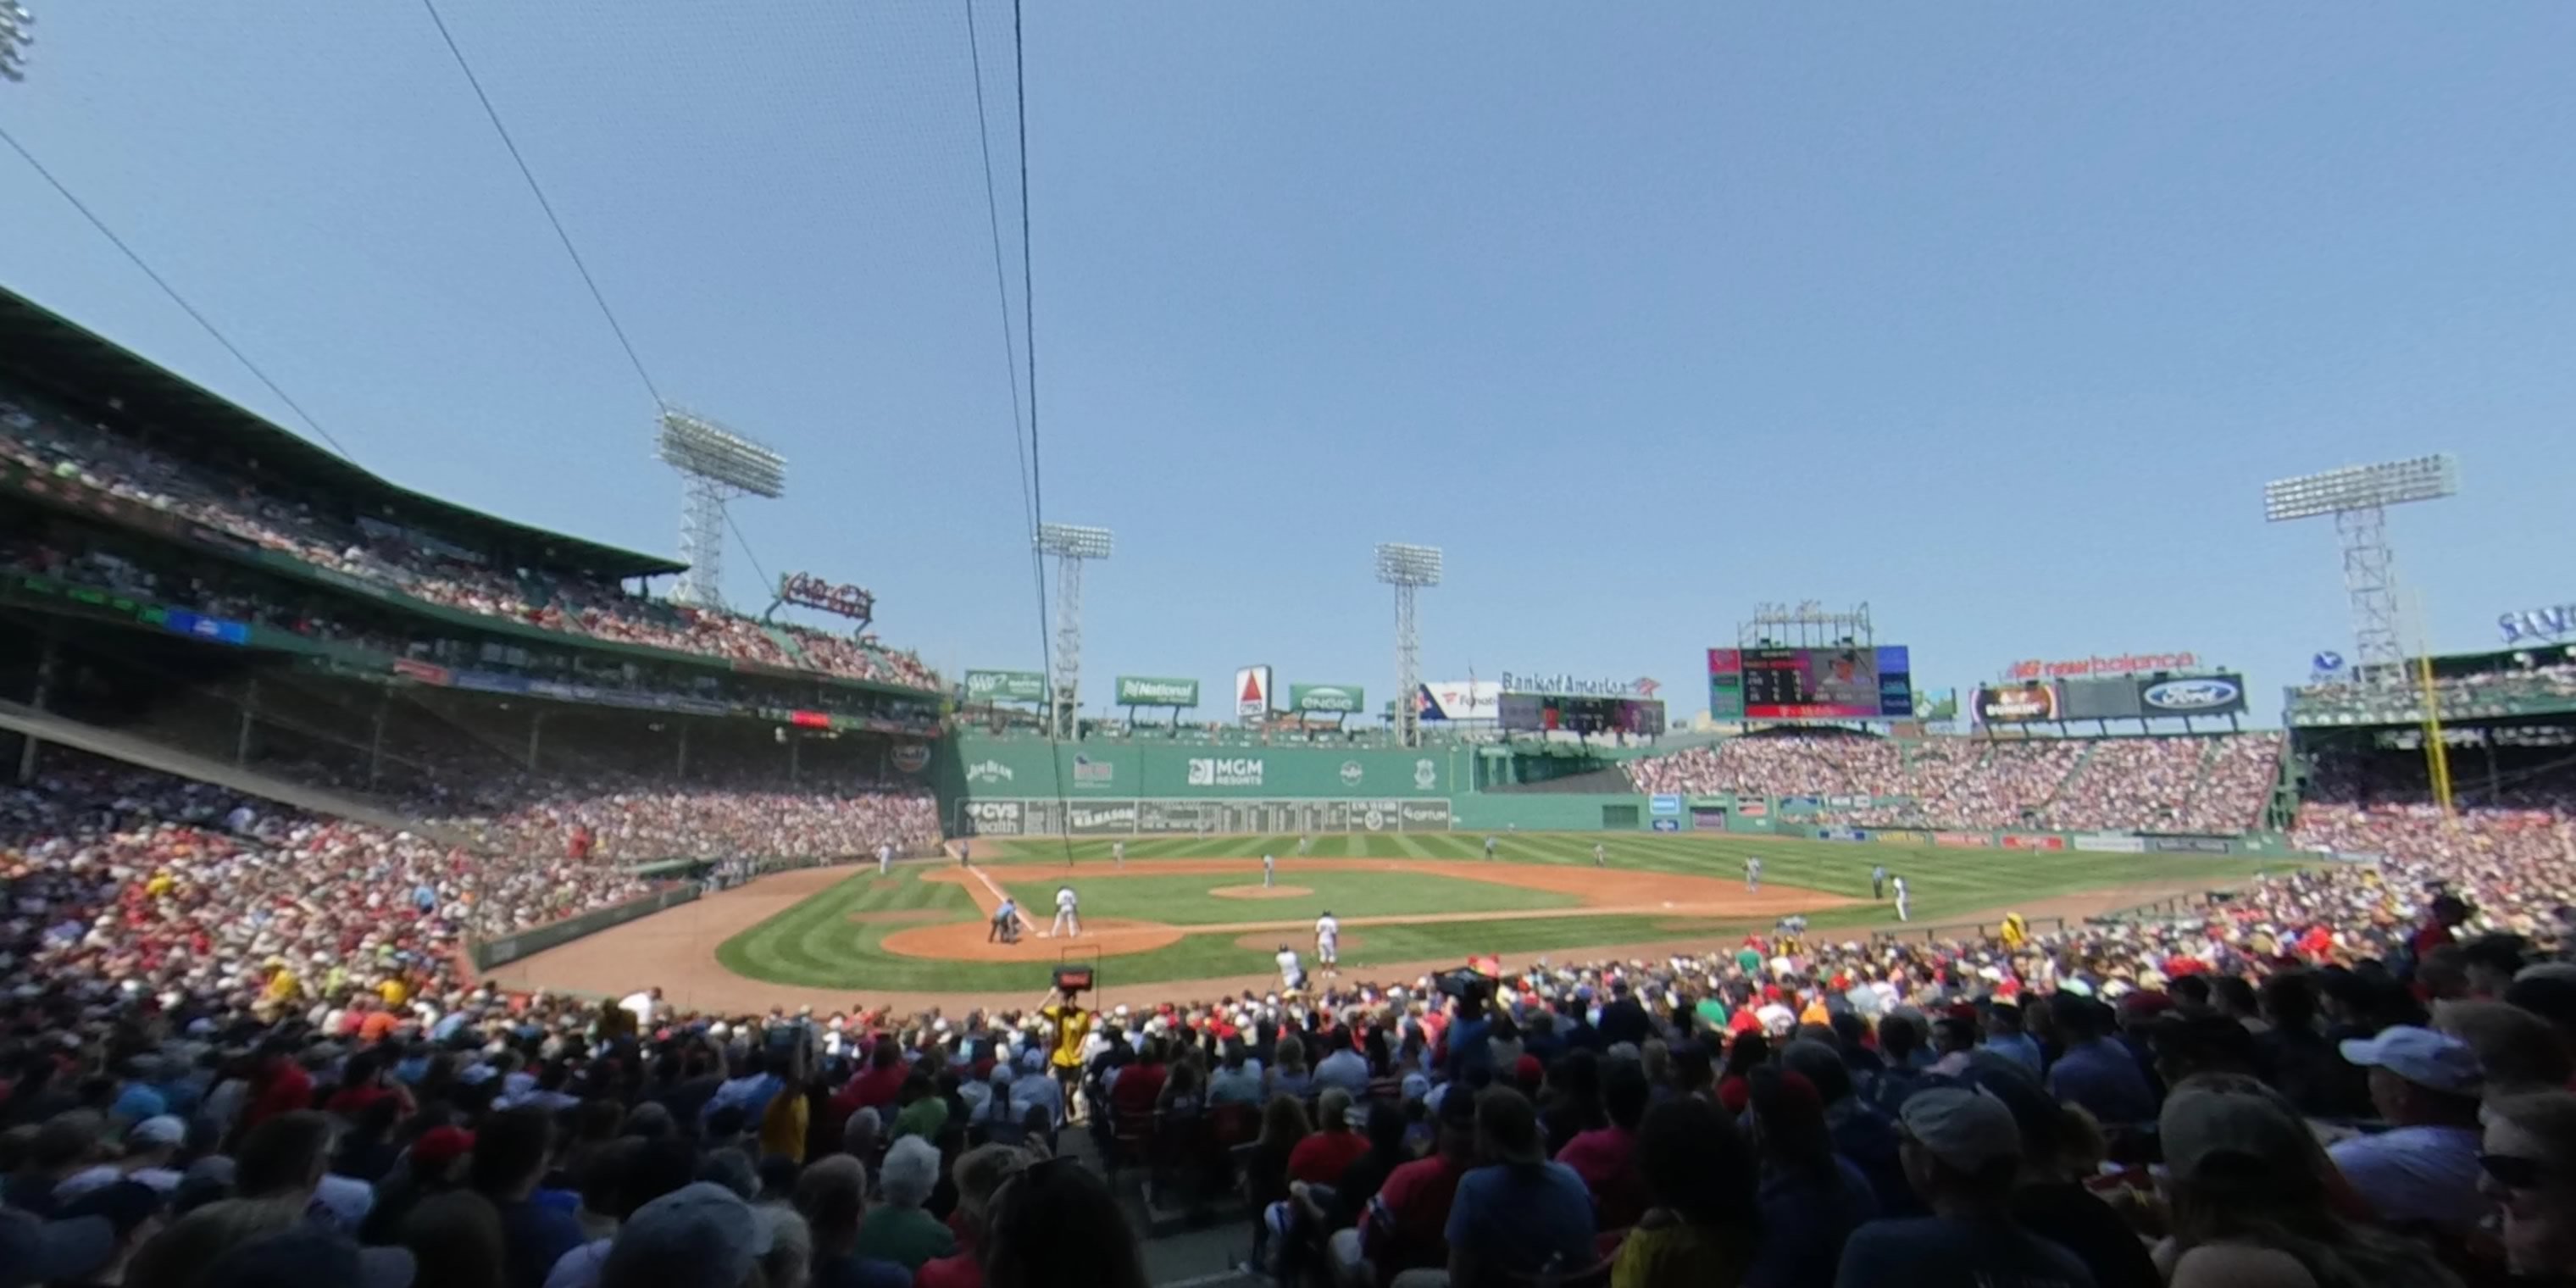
xmin=1498 ymin=692 xmax=1668 ymax=736
xmin=1708 ymin=646 xmax=1914 ymax=719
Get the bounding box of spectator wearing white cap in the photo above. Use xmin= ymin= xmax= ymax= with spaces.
xmin=598 ymin=1182 xmax=773 ymax=1288
xmin=1835 ymin=1087 xmax=2096 ymax=1288
xmin=2327 ymin=1025 xmax=2490 ymax=1236
xmin=51 ymin=1114 xmax=189 ymax=1203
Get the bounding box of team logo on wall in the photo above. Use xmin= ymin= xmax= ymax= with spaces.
xmin=1414 ymin=759 xmax=1438 ymax=790
xmin=1340 ymin=761 xmax=1364 ymax=786
xmin=889 ymin=743 xmax=931 ymax=774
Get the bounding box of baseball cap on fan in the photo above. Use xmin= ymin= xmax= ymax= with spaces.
xmin=2339 ymin=1025 xmax=2482 ymax=1095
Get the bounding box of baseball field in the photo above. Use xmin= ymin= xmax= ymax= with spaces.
xmin=486 ymin=830 xmax=2293 ymax=1013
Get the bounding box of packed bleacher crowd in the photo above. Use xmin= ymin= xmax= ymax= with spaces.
xmin=1625 ymin=734 xmax=2284 ymax=835
xmin=2291 ymin=661 xmax=2576 ymax=723
xmin=6 ymin=745 xmax=2575 ymax=1288
xmin=0 ymin=397 xmax=940 ymax=691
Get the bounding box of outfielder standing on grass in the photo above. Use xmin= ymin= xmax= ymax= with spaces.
xmin=1746 ymin=856 xmax=1763 ymax=891
xmin=1113 ymin=838 xmax=1125 ymax=869
xmin=1263 ymin=852 xmax=1277 ymax=888
xmin=1296 ymin=833 xmax=1312 ymax=857
xmin=1483 ymin=834 xmax=1497 ymax=861
xmin=878 ymin=841 xmax=892 ymax=876
xmin=1594 ymin=841 xmax=1607 ymax=869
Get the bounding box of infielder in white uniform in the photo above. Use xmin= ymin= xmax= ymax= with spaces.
xmin=1314 ymin=911 xmax=1341 ymax=975
xmin=1046 ymin=886 xmax=1080 ymax=938
xmin=877 ymin=842 xmax=892 ymax=876
xmin=1593 ymin=842 xmax=1607 ymax=869
xmin=1275 ymin=943 xmax=1306 ymax=992
xmin=1746 ymin=858 xmax=1763 ymax=892
xmin=1296 ymin=834 xmax=1312 ymax=857
xmin=1113 ymin=840 xmax=1125 ymax=869
xmin=1483 ymin=835 xmax=1497 ymax=861
xmin=1893 ymin=874 xmax=1911 ymax=922
xmin=1263 ymin=853 xmax=1276 ymax=889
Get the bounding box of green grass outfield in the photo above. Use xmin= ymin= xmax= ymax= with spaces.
xmin=715 ymin=831 xmax=2294 ymax=992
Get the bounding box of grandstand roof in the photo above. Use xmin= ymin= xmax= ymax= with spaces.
xmin=0 ymin=286 xmax=687 ymax=581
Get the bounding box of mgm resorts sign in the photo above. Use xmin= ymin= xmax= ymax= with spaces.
xmin=1498 ymin=672 xmax=1658 ymax=698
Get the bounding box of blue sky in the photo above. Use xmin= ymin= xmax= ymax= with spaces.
xmin=3 ymin=3 xmax=2572 ymax=723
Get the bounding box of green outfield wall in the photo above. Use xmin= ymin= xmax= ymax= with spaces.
xmin=928 ymin=733 xmax=2293 ymax=854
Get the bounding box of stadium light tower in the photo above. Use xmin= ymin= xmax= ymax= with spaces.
xmin=2263 ymin=454 xmax=2457 ymax=686
xmin=1375 ymin=542 xmax=1443 ymax=748
xmin=0 ymin=3 xmax=36 ymax=83
xmin=657 ymin=408 xmax=786 ymax=609
xmin=1036 ymin=522 xmax=1112 ymax=739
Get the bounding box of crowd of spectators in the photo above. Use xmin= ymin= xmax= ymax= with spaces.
xmin=0 ymin=398 xmax=940 ymax=692
xmin=2291 ymin=659 xmax=2576 ymax=723
xmin=1627 ymin=735 xmax=2284 ymax=835
xmin=7 ymin=740 xmax=2576 ymax=1288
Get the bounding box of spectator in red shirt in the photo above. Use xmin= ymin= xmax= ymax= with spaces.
xmin=1335 ymin=1087 xmax=1480 ymax=1285
xmin=239 ymin=1041 xmax=314 ymax=1134
xmin=832 ymin=1037 xmax=909 ymax=1127
xmin=1108 ymin=1038 xmax=1169 ymax=1125
xmin=322 ymin=1049 xmax=406 ymax=1120
xmin=1286 ymin=1088 xmax=1369 ymax=1186
xmin=1556 ymin=1058 xmax=1651 ymax=1230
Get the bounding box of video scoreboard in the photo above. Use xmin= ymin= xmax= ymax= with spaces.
xmin=1498 ymin=692 xmax=1668 ymax=736
xmin=1708 ymin=646 xmax=1914 ymax=720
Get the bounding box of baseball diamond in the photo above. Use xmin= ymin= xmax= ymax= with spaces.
xmin=485 ymin=830 xmax=2289 ymax=1012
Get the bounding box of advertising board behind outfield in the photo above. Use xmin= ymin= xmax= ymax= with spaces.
xmin=1115 ymin=675 xmax=1201 ymax=707
xmin=963 ymin=669 xmax=1048 ymax=703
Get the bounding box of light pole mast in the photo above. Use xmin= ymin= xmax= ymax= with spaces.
xmin=1374 ymin=542 xmax=1443 ymax=749
xmin=656 ymin=408 xmax=786 ymax=610
xmin=1036 ymin=523 xmax=1113 ymax=739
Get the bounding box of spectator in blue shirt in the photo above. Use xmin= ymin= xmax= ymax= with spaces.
xmin=2045 ymin=995 xmax=2157 ymax=1126
xmin=1445 ymin=1087 xmax=1596 ymax=1285
xmin=1980 ymin=1002 xmax=2044 ymax=1075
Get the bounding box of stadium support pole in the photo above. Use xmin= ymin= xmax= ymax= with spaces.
xmin=2415 ymin=649 xmax=2455 ymax=818
xmin=17 ymin=635 xmax=54 ymax=785
xmin=368 ymin=691 xmax=388 ymax=791
xmin=527 ymin=711 xmax=546 ymax=772
xmin=236 ymin=679 xmax=258 ymax=768
xmin=676 ymin=723 xmax=691 ymax=779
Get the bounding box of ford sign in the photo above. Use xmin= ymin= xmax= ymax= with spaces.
xmin=2141 ymin=677 xmax=2242 ymax=713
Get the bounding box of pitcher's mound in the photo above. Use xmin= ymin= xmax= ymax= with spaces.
xmin=880 ymin=918 xmax=1185 ymax=961
xmin=1209 ymin=885 xmax=1312 ymax=900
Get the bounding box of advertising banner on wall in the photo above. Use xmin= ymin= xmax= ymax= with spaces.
xmin=963 ymin=669 xmax=1048 ymax=704
xmin=1115 ymin=675 xmax=1201 ymax=708
xmin=1290 ymin=683 xmax=1367 ymax=714
xmin=2062 ymin=673 xmax=2251 ymax=720
xmin=2146 ymin=836 xmax=2235 ymax=854
xmin=1235 ymin=666 xmax=1274 ymax=720
xmin=2001 ymin=834 xmax=2068 ymax=852
xmin=1975 ymin=681 xmax=2060 ymax=724
xmin=1935 ymin=831 xmax=1995 ymax=848
xmin=2073 ymin=834 xmax=2147 ymax=853
xmin=1417 ymin=680 xmax=1501 ymax=722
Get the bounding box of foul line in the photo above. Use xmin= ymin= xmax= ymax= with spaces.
xmin=961 ymin=863 xmax=1039 ymax=930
